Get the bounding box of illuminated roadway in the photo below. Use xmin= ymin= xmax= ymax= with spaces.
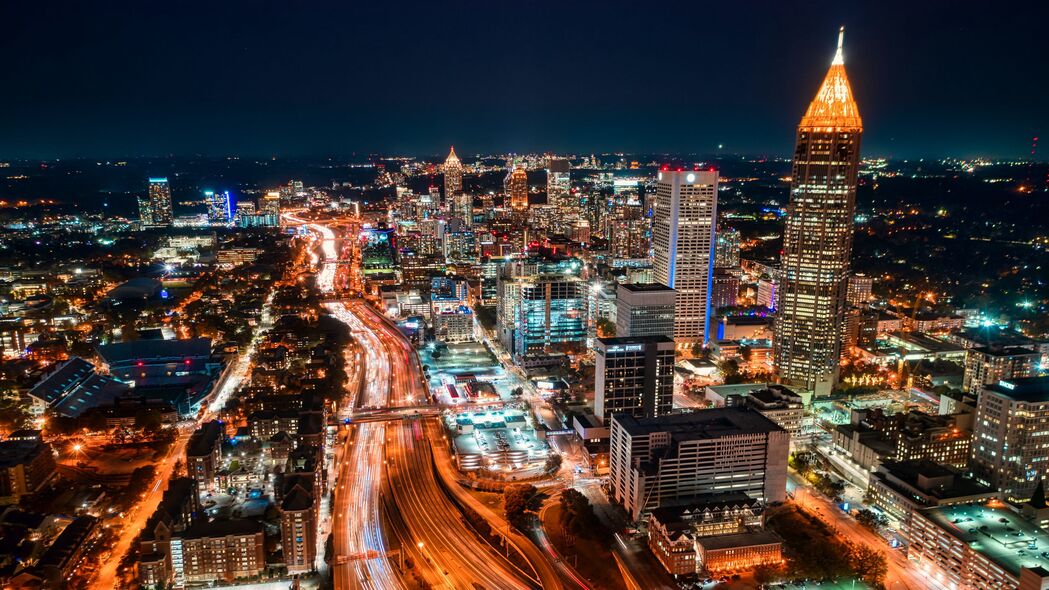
xmin=353 ymin=302 xmax=554 ymax=590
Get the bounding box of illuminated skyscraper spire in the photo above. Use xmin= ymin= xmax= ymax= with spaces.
xmin=800 ymin=26 xmax=862 ymax=130
xmin=774 ymin=27 xmax=863 ymax=396
xmin=832 ymin=25 xmax=845 ymax=66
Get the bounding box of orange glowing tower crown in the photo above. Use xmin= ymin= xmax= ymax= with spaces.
xmin=799 ymin=27 xmax=863 ymax=130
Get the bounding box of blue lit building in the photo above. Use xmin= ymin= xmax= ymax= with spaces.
xmin=497 ymin=255 xmax=587 ymax=358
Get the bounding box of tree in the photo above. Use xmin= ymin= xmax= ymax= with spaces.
xmin=135 ymin=408 xmax=163 ymax=432
xmin=850 ymin=544 xmax=888 ymax=586
xmin=855 ymin=508 xmax=888 ymax=531
xmin=558 ymin=488 xmax=599 ymax=538
xmin=596 ymin=318 xmax=616 ymax=338
xmin=544 ymin=453 xmax=562 ymax=474
xmin=504 ymin=484 xmax=542 ymax=530
xmin=738 ymin=344 xmax=753 ymax=362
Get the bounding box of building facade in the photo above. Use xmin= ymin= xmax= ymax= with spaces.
xmin=971 ymin=377 xmax=1049 ymax=501
xmin=615 ymin=283 xmax=675 ymax=339
xmin=609 ymin=409 xmax=789 ymax=520
xmin=652 ymin=169 xmax=718 ymax=346
xmin=594 ymin=336 xmax=675 ymax=423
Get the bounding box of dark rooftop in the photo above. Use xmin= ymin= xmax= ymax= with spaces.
xmin=984 ymin=376 xmax=1049 ymax=402
xmin=97 ymin=337 xmax=212 ymax=364
xmin=619 ymin=282 xmax=674 ymax=293
xmin=187 ymin=420 xmax=223 ymax=457
xmin=612 ymin=407 xmax=785 ymax=440
xmin=180 ymin=518 xmax=262 ymax=539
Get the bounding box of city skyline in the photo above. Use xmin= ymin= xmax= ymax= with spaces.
xmin=1 ymin=1 xmax=1046 ymax=160
xmin=1 ymin=4 xmax=1047 ymax=590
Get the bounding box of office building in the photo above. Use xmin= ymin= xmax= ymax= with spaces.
xmin=847 ymin=273 xmax=873 ymax=306
xmin=652 ymin=169 xmax=718 ymax=346
xmin=755 ymin=276 xmax=777 ymax=311
xmin=723 ymin=384 xmax=806 ymax=443
xmin=506 ymin=161 xmax=529 ymax=213
xmin=260 ymin=190 xmax=281 ymax=217
xmin=146 ymin=177 xmax=174 ymax=227
xmin=443 ymin=146 xmax=463 ymax=205
xmin=547 ymin=157 xmax=572 ymax=209
xmin=774 ymin=29 xmax=863 ymax=396
xmin=714 ymin=227 xmax=741 ymax=268
xmin=594 ymin=336 xmax=675 ymax=423
xmin=962 ymin=345 xmax=1040 ymax=394
xmin=971 ymin=377 xmax=1049 ymax=501
xmin=615 ymin=283 xmax=675 ymax=338
xmin=610 ymin=408 xmax=789 ymax=520
xmin=204 ymin=190 xmax=232 ymax=224
xmin=866 ymin=460 xmax=995 ymax=528
xmin=497 ymin=256 xmax=586 ymax=358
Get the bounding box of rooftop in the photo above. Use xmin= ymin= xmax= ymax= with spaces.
xmin=97 ymin=337 xmax=212 ymax=364
xmin=696 ymin=530 xmax=782 ymax=551
xmin=921 ymin=502 xmax=1049 ymax=577
xmin=984 ymin=377 xmax=1049 ymax=403
xmin=613 ymin=407 xmax=785 ymax=440
xmin=619 ymin=282 xmax=674 ymax=293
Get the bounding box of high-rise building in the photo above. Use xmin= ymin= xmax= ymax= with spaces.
xmin=187 ymin=421 xmax=223 ymax=491
xmin=443 ymin=146 xmax=463 ymax=203
xmin=609 ymin=408 xmax=789 ymax=520
xmin=148 ymin=177 xmax=174 ymax=227
xmin=594 ymin=336 xmax=675 ymax=423
xmin=547 ymin=157 xmax=572 ymax=209
xmin=970 ymin=376 xmax=1049 ymax=501
xmin=615 ymin=283 xmax=675 ymax=338
xmin=847 ymin=273 xmax=873 ymax=307
xmin=260 ymin=190 xmax=281 ymax=217
xmin=714 ymin=227 xmax=741 ymax=268
xmin=279 ymin=483 xmax=316 ymax=574
xmin=962 ymin=345 xmax=1040 ymax=394
xmin=205 ymin=190 xmax=232 ymax=224
xmin=774 ymin=28 xmax=863 ymax=396
xmin=710 ymin=269 xmax=741 ymax=312
xmin=507 ymin=162 xmax=529 ymax=213
xmin=653 ymin=169 xmax=718 ymax=346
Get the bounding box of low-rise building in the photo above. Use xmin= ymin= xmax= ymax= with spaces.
xmin=867 ymin=460 xmax=996 ymax=528
xmin=907 ymin=502 xmax=1049 ymax=590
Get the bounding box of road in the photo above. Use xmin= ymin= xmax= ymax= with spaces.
xmin=788 ymin=474 xmax=925 ymax=590
xmin=350 ymin=301 xmax=550 ymax=590
xmin=327 ymin=301 xmax=404 ymax=590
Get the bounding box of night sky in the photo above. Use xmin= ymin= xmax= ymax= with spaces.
xmin=2 ymin=1 xmax=1046 ymax=159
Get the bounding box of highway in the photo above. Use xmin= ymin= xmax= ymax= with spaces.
xmin=327 ymin=302 xmax=404 ymax=590
xmin=352 ymin=301 xmax=545 ymax=590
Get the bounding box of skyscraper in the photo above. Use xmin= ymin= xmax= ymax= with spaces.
xmin=546 ymin=157 xmax=571 ymax=208
xmin=506 ymin=160 xmax=529 ymax=213
xmin=774 ymin=28 xmax=863 ymax=396
xmin=148 ymin=177 xmax=174 ymax=227
xmin=615 ymin=283 xmax=676 ymax=339
xmin=205 ymin=190 xmax=233 ymax=224
xmin=652 ymin=169 xmax=718 ymax=347
xmin=443 ymin=146 xmax=463 ymax=202
xmin=714 ymin=226 xmax=741 ymax=268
